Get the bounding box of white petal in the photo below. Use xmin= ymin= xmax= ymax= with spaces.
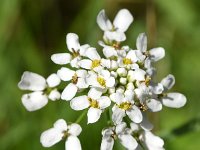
xmin=87 ymin=107 xmax=102 ymax=124
xmin=61 ymin=83 xmax=78 ymax=101
xmin=140 ymin=113 xmax=153 ymax=131
xmin=70 ymin=96 xmax=90 ymax=110
xmin=51 ymin=53 xmax=72 ymax=65
xmin=68 ymin=123 xmax=82 ymax=136
xmin=146 ymin=99 xmax=162 ymax=112
xmin=53 ymin=119 xmax=68 ymax=131
xmin=79 ymin=44 xmax=90 ymax=56
xmin=57 ymin=67 xmax=75 ymax=81
xmin=101 ymin=59 xmax=111 ymax=68
xmin=136 ymin=33 xmax=147 ymax=52
xmin=76 ymin=78 xmax=88 ymax=89
xmin=76 ymin=70 xmax=87 ymax=78
xmin=85 ymin=47 xmax=100 ymax=60
xmin=66 ymin=33 xmax=80 ymax=52
xmin=48 ymin=89 xmax=60 ymax=101
xmin=100 ymin=136 xmax=114 ymax=150
xmin=104 ymin=31 xmax=126 ymax=42
xmin=65 ymin=136 xmax=82 ymax=150
xmin=143 ymin=131 xmax=164 ymax=149
xmin=110 ymin=92 xmax=124 ymax=104
xmin=126 ymin=50 xmax=138 ymax=62
xmin=88 ymin=87 xmax=102 ymax=100
xmin=128 ymin=69 xmax=146 ymax=82
xmin=162 ymin=92 xmax=187 ymax=108
xmin=97 ymin=10 xmax=112 ymax=31
xmin=112 ymin=106 xmax=126 ymax=124
xmin=22 ymin=92 xmax=48 ymax=111
xmin=46 ymin=73 xmax=61 ymax=87
xmin=150 ymin=83 xmax=164 ymax=95
xmin=130 ymin=123 xmax=140 ymax=132
xmin=106 ymin=77 xmax=115 ymax=88
xmin=78 ymin=59 xmax=92 ymax=69
xmin=115 ymin=122 xmax=127 ymax=134
xmin=161 ymin=74 xmax=175 ymax=91
xmin=118 ymin=134 xmax=138 ymax=149
xmin=113 ymin=9 xmax=133 ymax=32
xmin=103 ymin=47 xmax=117 ymax=58
xmin=18 ymin=71 xmax=46 ymax=91
xmin=124 ymin=90 xmax=134 ymax=101
xmin=40 ymin=128 xmax=62 ymax=147
xmin=149 ymin=47 xmax=165 ymax=62
xmin=126 ymin=105 xmax=143 ymax=123
xmin=71 ymin=57 xmax=81 ymax=68
xmin=98 ymin=96 xmax=111 ymax=109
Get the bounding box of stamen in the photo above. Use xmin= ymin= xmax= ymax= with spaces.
xmin=97 ymin=77 xmax=106 ymax=87
xmin=72 ymin=74 xmax=78 ymax=84
xmin=88 ymin=97 xmax=99 ymax=108
xmin=123 ymin=58 xmax=132 ymax=65
xmin=118 ymin=102 xmax=132 ymax=110
xmin=91 ymin=60 xmax=101 ymax=69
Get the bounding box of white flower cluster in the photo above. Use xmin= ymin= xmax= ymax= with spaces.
xmin=18 ymin=9 xmax=187 ymax=150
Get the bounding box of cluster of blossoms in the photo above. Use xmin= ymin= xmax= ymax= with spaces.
xmin=18 ymin=9 xmax=187 ymax=150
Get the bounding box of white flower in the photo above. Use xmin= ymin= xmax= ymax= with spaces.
xmin=18 ymin=72 xmax=61 ymax=111
xmin=101 ymin=122 xmax=138 ymax=150
xmin=40 ymin=119 xmax=82 ymax=150
xmin=97 ymin=9 xmax=133 ymax=42
xmin=130 ymin=122 xmax=165 ymax=150
xmin=160 ymin=74 xmax=187 ymax=108
xmin=57 ymin=67 xmax=88 ymax=101
xmin=70 ymin=88 xmax=111 ymax=124
xmin=110 ymin=90 xmax=143 ymax=124
xmin=86 ymin=70 xmax=115 ymax=89
xmin=51 ymin=33 xmax=90 ymax=68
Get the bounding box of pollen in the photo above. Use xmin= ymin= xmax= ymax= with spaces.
xmin=112 ymin=42 xmax=120 ymax=50
xmin=72 ymin=74 xmax=78 ymax=84
xmin=145 ymin=76 xmax=151 ymax=86
xmin=88 ymin=97 xmax=99 ymax=108
xmin=118 ymin=102 xmax=132 ymax=110
xmin=72 ymin=49 xmax=79 ymax=58
xmin=91 ymin=59 xmax=101 ymax=69
xmin=123 ymin=58 xmax=132 ymax=65
xmin=97 ymin=77 xmax=106 ymax=87
xmin=139 ymin=103 xmax=148 ymax=112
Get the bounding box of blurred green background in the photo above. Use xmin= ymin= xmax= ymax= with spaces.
xmin=0 ymin=0 xmax=200 ymax=149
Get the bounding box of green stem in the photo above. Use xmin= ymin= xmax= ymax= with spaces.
xmin=75 ymin=110 xmax=87 ymax=124
xmin=106 ymin=108 xmax=113 ymax=126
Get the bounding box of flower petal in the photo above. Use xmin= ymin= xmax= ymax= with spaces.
xmin=104 ymin=31 xmax=126 ymax=42
xmin=115 ymin=122 xmax=127 ymax=134
xmin=65 ymin=136 xmax=82 ymax=150
xmin=68 ymin=123 xmax=82 ymax=136
xmin=66 ymin=33 xmax=80 ymax=52
xmin=126 ymin=105 xmax=143 ymax=123
xmin=46 ymin=73 xmax=61 ymax=88
xmin=70 ymin=96 xmax=90 ymax=110
xmin=149 ymin=47 xmax=165 ymax=62
xmin=85 ymin=47 xmax=100 ymax=60
xmin=106 ymin=77 xmax=115 ymax=88
xmin=40 ymin=128 xmax=62 ymax=147
xmin=136 ymin=33 xmax=147 ymax=52
xmin=150 ymin=83 xmax=164 ymax=94
xmin=21 ymin=92 xmax=48 ymax=111
xmin=112 ymin=106 xmax=126 ymax=124
xmin=146 ymin=99 xmax=162 ymax=112
xmin=88 ymin=87 xmax=103 ymax=100
xmin=103 ymin=47 xmax=117 ymax=58
xmin=128 ymin=69 xmax=146 ymax=82
xmin=118 ymin=134 xmax=138 ymax=149
xmin=113 ymin=9 xmax=133 ymax=32
xmin=126 ymin=50 xmax=138 ymax=62
xmin=100 ymin=136 xmax=114 ymax=150
xmin=97 ymin=10 xmax=112 ymax=31
xmin=161 ymin=74 xmax=175 ymax=91
xmin=18 ymin=71 xmax=46 ymax=91
xmin=87 ymin=107 xmax=102 ymax=124
xmin=48 ymin=89 xmax=60 ymax=101
xmin=78 ymin=59 xmax=92 ymax=69
xmin=76 ymin=78 xmax=88 ymax=89
xmin=61 ymin=83 xmax=78 ymax=101
xmin=162 ymin=92 xmax=187 ymax=108
xmin=53 ymin=119 xmax=68 ymax=131
xmin=51 ymin=53 xmax=72 ymax=65
xmin=57 ymin=67 xmax=75 ymax=81
xmin=98 ymin=96 xmax=111 ymax=109
xmin=140 ymin=113 xmax=153 ymax=131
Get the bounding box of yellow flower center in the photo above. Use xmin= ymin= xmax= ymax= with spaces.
xmin=72 ymin=49 xmax=79 ymax=58
xmin=145 ymin=76 xmax=151 ymax=86
xmin=97 ymin=77 xmax=106 ymax=87
xmin=72 ymin=74 xmax=78 ymax=84
xmin=91 ymin=59 xmax=101 ymax=69
xmin=118 ymin=102 xmax=132 ymax=110
xmin=88 ymin=97 xmax=99 ymax=108
xmin=123 ymin=58 xmax=132 ymax=65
